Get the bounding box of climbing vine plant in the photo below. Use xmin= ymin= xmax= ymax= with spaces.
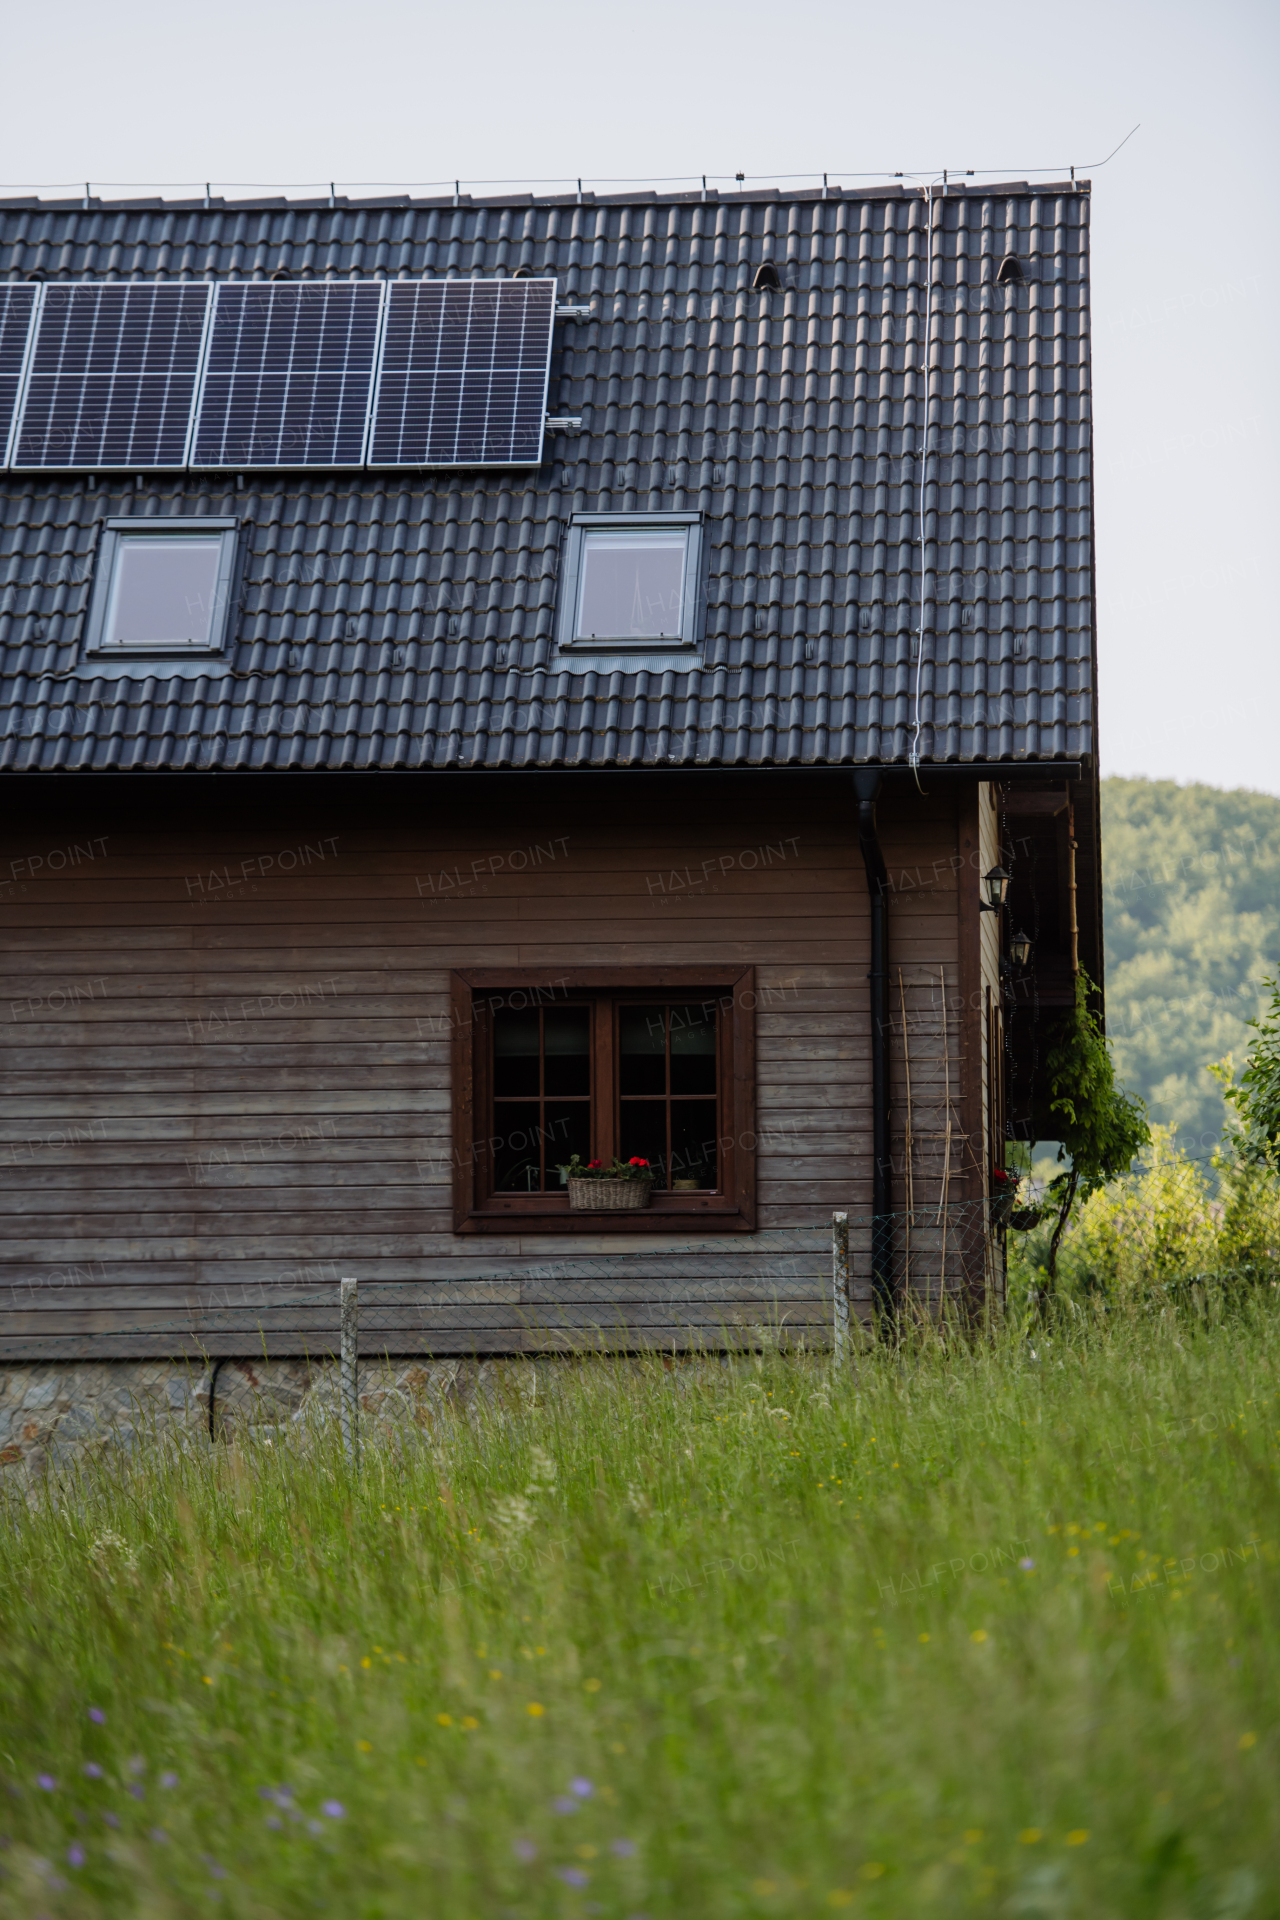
xmin=1041 ymin=970 xmax=1150 ymax=1277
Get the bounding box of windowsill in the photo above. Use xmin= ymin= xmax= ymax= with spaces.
xmin=459 ymin=1194 xmax=751 ymax=1234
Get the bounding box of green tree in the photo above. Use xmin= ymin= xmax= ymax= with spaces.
xmin=1042 ymin=971 xmax=1150 ymax=1277
xmin=1101 ymin=778 xmax=1280 ymax=1150
xmin=1220 ymin=971 xmax=1280 ymax=1163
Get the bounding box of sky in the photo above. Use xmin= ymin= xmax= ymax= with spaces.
xmin=2 ymin=0 xmax=1276 ymax=795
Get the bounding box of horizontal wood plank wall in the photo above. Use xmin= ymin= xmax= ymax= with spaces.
xmin=0 ymin=775 xmax=970 ymax=1356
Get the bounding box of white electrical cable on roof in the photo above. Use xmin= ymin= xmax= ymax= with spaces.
xmin=909 ymin=182 xmax=936 ymax=778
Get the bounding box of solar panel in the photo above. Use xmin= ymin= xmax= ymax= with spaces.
xmin=190 ymin=282 xmax=385 ymax=469
xmin=0 ymin=285 xmax=40 ymax=468
xmin=368 ymin=278 xmax=555 ymax=469
xmin=10 ymin=284 xmax=211 ymax=470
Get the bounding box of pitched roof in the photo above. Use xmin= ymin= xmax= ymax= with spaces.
xmin=0 ymin=182 xmax=1096 ymax=774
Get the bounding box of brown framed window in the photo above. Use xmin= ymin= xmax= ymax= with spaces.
xmin=451 ymin=967 xmax=756 ymax=1234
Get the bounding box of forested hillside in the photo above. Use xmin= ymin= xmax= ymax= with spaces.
xmin=1101 ymin=777 xmax=1280 ymax=1153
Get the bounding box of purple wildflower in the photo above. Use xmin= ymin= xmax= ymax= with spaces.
xmin=83 ymin=1764 xmax=103 ymax=1781
xmin=553 ymin=1795 xmax=579 ymax=1814
xmin=159 ymin=1772 xmax=179 ymax=1790
xmin=320 ymin=1800 xmax=345 ymax=1820
xmin=127 ymin=1784 xmax=144 ymax=1801
xmin=265 ymin=1815 xmax=283 ymax=1831
xmin=127 ymin=1757 xmax=145 ymax=1775
xmin=202 ymin=1857 xmax=227 ymax=1880
xmin=513 ymin=1837 xmax=537 ymax=1863
xmin=611 ymin=1837 xmax=637 ymax=1856
xmin=307 ymin=1819 xmax=323 ymax=1835
xmin=88 ymin=1708 xmax=106 ymax=1725
xmin=1019 ymin=1557 xmax=1035 ymax=1570
xmin=36 ymin=1775 xmax=57 ymax=1792
xmin=570 ymin=1777 xmax=594 ymax=1798
xmin=67 ymin=1845 xmax=85 ymax=1868
xmin=149 ymin=1828 xmax=169 ymax=1844
xmin=258 ymin=1786 xmax=274 ymax=1800
xmin=103 ymin=1812 xmax=120 ymax=1830
xmin=558 ymin=1866 xmax=590 ymax=1887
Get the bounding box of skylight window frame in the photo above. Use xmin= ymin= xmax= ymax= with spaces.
xmin=81 ymin=516 xmax=240 ymax=667
xmin=556 ymin=511 xmax=705 ymax=658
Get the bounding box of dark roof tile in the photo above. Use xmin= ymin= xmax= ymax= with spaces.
xmin=0 ymin=185 xmax=1095 ymax=773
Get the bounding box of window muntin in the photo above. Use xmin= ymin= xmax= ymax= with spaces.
xmin=618 ymin=1002 xmax=718 ymax=1189
xmin=492 ymin=1003 xmax=592 ymax=1191
xmin=102 ymin=536 xmax=223 ymax=649
xmin=575 ymin=530 xmax=687 ymax=642
xmin=82 ymin=517 xmax=238 ymax=665
xmin=451 ymin=967 xmax=755 ymax=1233
xmin=488 ymin=997 xmax=719 ymax=1193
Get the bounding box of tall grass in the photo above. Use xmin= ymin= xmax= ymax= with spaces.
xmin=1 ymin=1298 xmax=1277 ymax=1918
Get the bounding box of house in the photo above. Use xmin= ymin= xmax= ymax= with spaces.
xmin=0 ymin=178 xmax=1102 ymax=1420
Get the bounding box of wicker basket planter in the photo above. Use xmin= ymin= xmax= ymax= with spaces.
xmin=567 ymin=1177 xmax=653 ymax=1212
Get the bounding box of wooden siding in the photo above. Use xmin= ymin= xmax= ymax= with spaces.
xmin=0 ymin=773 xmax=983 ymax=1355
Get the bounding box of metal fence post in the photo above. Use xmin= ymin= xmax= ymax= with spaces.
xmin=340 ymin=1276 xmax=359 ymax=1466
xmin=832 ymin=1211 xmax=850 ymax=1362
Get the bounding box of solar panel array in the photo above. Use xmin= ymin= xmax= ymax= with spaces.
xmin=12 ymin=284 xmax=209 ymax=470
xmin=0 ymin=285 xmax=39 ymax=467
xmin=1 ymin=278 xmax=557 ymax=473
xmin=192 ymin=282 xmax=385 ymax=469
xmin=370 ymin=279 xmax=554 ymax=468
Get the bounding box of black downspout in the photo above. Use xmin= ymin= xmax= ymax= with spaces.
xmin=853 ymin=770 xmax=894 ymax=1319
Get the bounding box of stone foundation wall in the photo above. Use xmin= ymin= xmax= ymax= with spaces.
xmin=0 ymin=1356 xmax=540 ymax=1480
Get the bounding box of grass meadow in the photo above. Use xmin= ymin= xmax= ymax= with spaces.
xmin=1 ymin=1297 xmax=1277 ymax=1919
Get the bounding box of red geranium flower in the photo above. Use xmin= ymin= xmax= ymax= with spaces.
xmin=629 ymin=1157 xmax=649 ymax=1167
xmin=587 ymin=1159 xmax=603 ymax=1170
xmin=991 ymin=1165 xmax=1012 ymax=1184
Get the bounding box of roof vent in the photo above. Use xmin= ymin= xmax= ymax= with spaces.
xmin=512 ymin=266 xmax=534 ymax=279
xmin=269 ymin=268 xmax=292 ymax=281
xmin=995 ymin=254 xmax=1024 ymax=286
xmin=752 ymin=261 xmax=782 ymax=292
xmin=24 ymin=269 xmax=46 ymax=282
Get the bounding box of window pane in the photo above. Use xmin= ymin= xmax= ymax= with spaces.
xmin=543 ymin=1006 xmax=590 ymax=1096
xmin=669 ymin=1001 xmax=717 ymax=1095
xmin=619 ymin=1102 xmax=667 ymax=1187
xmin=619 ymin=1005 xmax=666 ymax=1096
xmin=576 ymin=531 xmax=686 ymax=640
xmin=493 ymin=1008 xmax=540 ymax=1097
xmin=492 ymin=1102 xmax=543 ymax=1191
xmin=545 ymin=1101 xmax=591 ymax=1172
xmin=105 ymin=537 xmax=222 ymax=647
xmin=671 ymin=1102 xmax=718 ymax=1188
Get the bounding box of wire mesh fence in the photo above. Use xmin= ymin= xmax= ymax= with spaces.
xmin=0 ymin=1201 xmax=1004 ymax=1474
xmin=1 ymin=1200 xmax=1000 ymax=1364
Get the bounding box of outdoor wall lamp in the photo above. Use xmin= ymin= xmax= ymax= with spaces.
xmin=1008 ymin=928 xmax=1033 ymax=970
xmin=980 ymin=865 xmax=1011 ymax=911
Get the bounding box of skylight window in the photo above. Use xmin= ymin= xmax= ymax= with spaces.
xmin=82 ymin=518 xmax=238 ymax=667
xmin=557 ymin=513 xmax=703 ymax=655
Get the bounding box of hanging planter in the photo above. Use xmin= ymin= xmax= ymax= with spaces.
xmin=989 ymin=1165 xmax=1019 ymax=1229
